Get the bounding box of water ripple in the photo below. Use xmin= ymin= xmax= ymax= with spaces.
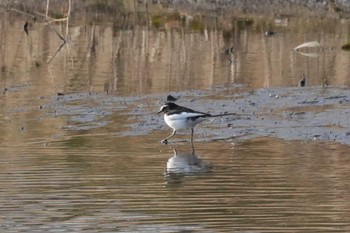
xmin=0 ymin=138 xmax=350 ymax=232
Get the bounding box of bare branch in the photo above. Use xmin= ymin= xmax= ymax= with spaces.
xmin=66 ymin=0 xmax=71 ymax=37
xmin=46 ymin=22 xmax=66 ymax=42
xmin=47 ymin=41 xmax=66 ymax=64
xmin=8 ymin=7 xmax=36 ymax=18
xmin=45 ymin=0 xmax=49 ymax=19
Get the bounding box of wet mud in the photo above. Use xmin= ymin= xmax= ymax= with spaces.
xmin=46 ymin=85 xmax=350 ymax=145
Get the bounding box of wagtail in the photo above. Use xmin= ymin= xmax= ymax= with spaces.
xmin=157 ymin=102 xmax=235 ymax=144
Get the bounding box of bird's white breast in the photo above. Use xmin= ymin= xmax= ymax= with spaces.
xmin=164 ymin=112 xmax=207 ymax=130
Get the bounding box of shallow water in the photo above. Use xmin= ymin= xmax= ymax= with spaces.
xmin=1 ymin=3 xmax=350 ymax=232
xmin=1 ymin=135 xmax=350 ymax=232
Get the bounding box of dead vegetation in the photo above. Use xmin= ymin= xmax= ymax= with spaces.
xmin=2 ymin=0 xmax=72 ymax=64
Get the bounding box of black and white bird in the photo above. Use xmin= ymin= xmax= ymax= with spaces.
xmin=157 ymin=102 xmax=235 ymax=144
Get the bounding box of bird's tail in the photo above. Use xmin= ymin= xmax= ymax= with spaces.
xmin=209 ymin=113 xmax=237 ymax=117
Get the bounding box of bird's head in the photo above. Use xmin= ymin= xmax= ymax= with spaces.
xmin=157 ymin=102 xmax=179 ymax=114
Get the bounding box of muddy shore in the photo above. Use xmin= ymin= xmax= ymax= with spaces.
xmin=48 ymin=85 xmax=350 ymax=145
xmin=138 ymin=86 xmax=350 ymax=145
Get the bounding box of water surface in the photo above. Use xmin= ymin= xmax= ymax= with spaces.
xmin=1 ymin=136 xmax=350 ymax=232
xmin=1 ymin=3 xmax=350 ymax=232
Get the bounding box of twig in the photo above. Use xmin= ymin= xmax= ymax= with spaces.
xmin=47 ymin=41 xmax=66 ymax=64
xmin=33 ymin=10 xmax=50 ymax=19
xmin=8 ymin=7 xmax=36 ymax=18
xmin=66 ymin=0 xmax=71 ymax=37
xmin=6 ymin=0 xmax=72 ymax=64
xmin=46 ymin=0 xmax=72 ymax=65
xmin=33 ymin=11 xmax=68 ymax=23
xmin=46 ymin=22 xmax=66 ymax=42
xmin=45 ymin=0 xmax=49 ymax=19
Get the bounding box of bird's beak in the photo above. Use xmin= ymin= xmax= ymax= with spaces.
xmin=156 ymin=105 xmax=167 ymax=114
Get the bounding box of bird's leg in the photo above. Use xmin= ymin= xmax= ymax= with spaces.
xmin=190 ymin=138 xmax=195 ymax=155
xmin=161 ymin=129 xmax=176 ymax=144
xmin=190 ymin=128 xmax=194 ymax=143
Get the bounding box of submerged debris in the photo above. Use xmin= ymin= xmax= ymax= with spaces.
xmin=24 ymin=21 xmax=29 ymax=35
xmin=293 ymin=41 xmax=324 ymax=57
xmin=341 ymin=42 xmax=350 ymax=51
xmin=299 ymin=75 xmax=306 ymax=87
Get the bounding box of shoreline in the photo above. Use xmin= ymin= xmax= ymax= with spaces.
xmin=124 ymin=85 xmax=350 ymax=145
xmin=4 ymin=0 xmax=350 ymax=20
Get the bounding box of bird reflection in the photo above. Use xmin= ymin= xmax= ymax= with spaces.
xmin=164 ymin=143 xmax=212 ymax=186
